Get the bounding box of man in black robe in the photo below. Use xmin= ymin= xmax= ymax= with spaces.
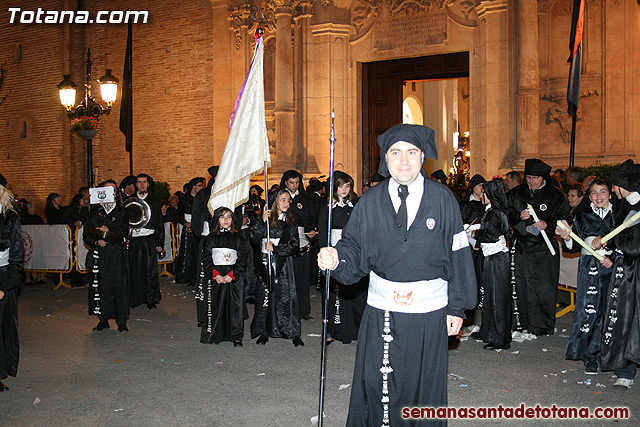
xmin=318 ymin=124 xmax=477 ymax=426
xmin=118 ymin=175 xmax=137 ymax=204
xmin=193 ymin=166 xmax=218 ymax=325
xmin=280 ymin=170 xmax=318 ymax=320
xmin=507 ymin=159 xmax=571 ymax=335
xmin=84 ymin=181 xmax=130 ymax=331
xmin=175 ymin=177 xmax=206 ymax=286
xmin=128 ymin=173 xmax=164 ymax=309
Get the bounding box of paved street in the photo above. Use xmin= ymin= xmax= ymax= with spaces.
xmin=1 ymin=278 xmax=637 ymax=426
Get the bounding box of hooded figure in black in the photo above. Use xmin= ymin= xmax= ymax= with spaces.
xmin=279 ymin=170 xmax=317 ymax=320
xmin=0 ymin=173 xmax=22 ymax=392
xmin=83 ymin=181 xmax=130 ymax=332
xmin=128 ymin=173 xmax=164 ymax=309
xmin=193 ymin=167 xmax=218 ymax=326
xmin=250 ymin=189 xmax=303 ymax=346
xmin=472 ymin=179 xmax=512 ymax=350
xmin=175 ymin=177 xmax=206 ymax=286
xmin=507 ymin=158 xmax=571 ymax=335
xmin=318 ymin=171 xmax=367 ymax=344
xmin=460 ymin=173 xmax=487 ymax=305
xmin=600 ymin=160 xmax=640 ymax=386
xmin=317 ymin=124 xmax=477 ymax=427
xmin=200 ymin=207 xmax=247 ymax=346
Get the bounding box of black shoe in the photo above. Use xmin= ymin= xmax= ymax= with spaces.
xmin=246 ymin=297 xmax=255 ymax=305
xmin=197 ymin=321 xmax=203 ymax=328
xmin=302 ymin=314 xmax=313 ymax=320
xmin=293 ymin=337 xmax=304 ymax=347
xmin=470 ymin=332 xmax=483 ymax=341
xmin=93 ymin=320 xmax=110 ymax=331
xmin=233 ymin=341 xmax=243 ymax=347
xmin=585 ymin=360 xmax=599 ymax=375
xmin=324 ymin=339 xmax=334 ymax=346
xmin=482 ymin=343 xmax=494 ymax=350
xmin=0 ymin=381 xmax=8 ymax=392
xmin=118 ymin=324 xmax=129 ymax=332
xmin=187 ymin=282 xmax=195 ymax=287
xmin=147 ymin=303 xmax=157 ymax=309
xmin=256 ymin=334 xmax=268 ymax=345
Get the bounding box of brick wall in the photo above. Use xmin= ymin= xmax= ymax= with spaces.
xmin=0 ymin=0 xmax=223 ymax=214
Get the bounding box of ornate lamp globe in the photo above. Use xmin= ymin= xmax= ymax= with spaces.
xmin=97 ymin=69 xmax=119 ymax=106
xmin=57 ymin=74 xmax=77 ymax=111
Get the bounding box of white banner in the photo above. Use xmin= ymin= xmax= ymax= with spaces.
xmin=559 ymin=250 xmax=579 ymax=289
xmin=22 ymin=225 xmax=72 ymax=271
xmin=158 ymin=223 xmax=176 ymax=264
xmin=76 ymin=227 xmax=91 ymax=271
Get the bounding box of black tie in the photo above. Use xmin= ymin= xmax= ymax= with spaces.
xmin=397 ymin=185 xmax=409 ymax=230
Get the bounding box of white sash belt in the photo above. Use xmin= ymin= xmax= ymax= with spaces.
xmin=298 ymin=226 xmax=310 ymax=248
xmin=131 ymin=227 xmax=154 ymax=237
xmin=330 ymin=229 xmax=342 ymax=246
xmin=0 ymin=248 xmax=9 ymax=267
xmin=582 ymin=236 xmax=612 ymax=257
xmin=261 ymin=237 xmax=280 ymax=254
xmin=211 ymin=248 xmax=237 ymax=265
xmin=367 ymin=271 xmax=448 ymax=314
xmin=202 ymin=221 xmax=210 ymax=237
xmin=481 ymin=235 xmax=508 ymax=257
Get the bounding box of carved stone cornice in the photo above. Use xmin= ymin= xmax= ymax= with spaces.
xmin=227 ymin=2 xmax=276 ymax=50
xmin=476 ymin=0 xmax=507 ymax=20
xmin=294 ymin=0 xmax=315 ymax=16
xmin=273 ymin=0 xmax=294 ymax=14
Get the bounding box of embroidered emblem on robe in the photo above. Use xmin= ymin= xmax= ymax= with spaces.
xmin=393 ymin=290 xmax=413 ymax=306
xmin=426 ymin=218 xmax=435 ymax=230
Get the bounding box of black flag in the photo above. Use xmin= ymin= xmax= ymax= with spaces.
xmin=119 ymin=20 xmax=133 ymax=153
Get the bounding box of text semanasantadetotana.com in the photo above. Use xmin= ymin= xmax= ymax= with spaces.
xmin=8 ymin=7 xmax=148 ymax=24
xmin=402 ymin=404 xmax=630 ymax=420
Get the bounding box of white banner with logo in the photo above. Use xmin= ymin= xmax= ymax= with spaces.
xmin=22 ymin=225 xmax=72 ymax=271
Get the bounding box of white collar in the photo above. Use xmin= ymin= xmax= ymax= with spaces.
xmin=278 ymin=213 xmax=287 ymax=221
xmin=288 ymin=190 xmax=299 ymax=198
xmin=470 ymin=193 xmax=482 ymax=202
xmin=137 ymin=192 xmax=148 ymax=200
xmin=332 ymin=199 xmax=353 ymax=208
xmin=102 ymin=203 xmax=116 ymax=214
xmin=626 ymin=192 xmax=640 ymax=205
xmin=590 ymin=202 xmax=612 ymax=219
xmin=485 ymin=203 xmax=492 ymax=211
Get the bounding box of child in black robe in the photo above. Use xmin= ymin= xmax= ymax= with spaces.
xmin=557 ymin=179 xmax=614 ymax=374
xmin=472 ymin=179 xmax=512 ymax=350
xmin=250 ymin=189 xmax=303 ymax=346
xmin=201 ymin=207 xmax=247 ymax=346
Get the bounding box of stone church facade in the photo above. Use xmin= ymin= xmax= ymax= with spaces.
xmin=1 ymin=0 xmax=638 ymax=208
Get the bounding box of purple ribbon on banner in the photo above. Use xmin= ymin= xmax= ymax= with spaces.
xmin=228 ymin=36 xmax=262 ymax=130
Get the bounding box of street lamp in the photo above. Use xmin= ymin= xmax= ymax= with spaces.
xmin=58 ymin=48 xmax=118 ymax=188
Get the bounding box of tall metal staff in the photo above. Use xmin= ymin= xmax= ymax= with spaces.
xmin=263 ymin=159 xmax=272 ymax=309
xmin=317 ymin=110 xmax=336 ymax=427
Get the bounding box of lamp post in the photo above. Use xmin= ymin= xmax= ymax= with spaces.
xmin=58 ymin=48 xmax=118 ymax=188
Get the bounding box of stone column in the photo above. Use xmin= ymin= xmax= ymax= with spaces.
xmin=273 ymin=0 xmax=296 ymax=173
xmin=516 ymin=0 xmax=540 ymax=156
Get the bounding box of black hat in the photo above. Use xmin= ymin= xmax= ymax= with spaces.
xmin=430 ymin=169 xmax=448 ymax=184
xmin=250 ymin=184 xmax=264 ymax=195
xmin=524 ymin=159 xmax=551 ymax=177
xmin=0 ymin=173 xmax=6 ymax=187
xmin=468 ymin=174 xmax=486 ymax=190
xmin=208 ymin=166 xmax=219 ymax=178
xmin=369 ymin=172 xmax=385 ymax=184
xmin=376 ymin=124 xmax=437 ymax=177
xmin=307 ymin=178 xmax=324 ymax=193
xmin=610 ymin=159 xmax=640 ymax=193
